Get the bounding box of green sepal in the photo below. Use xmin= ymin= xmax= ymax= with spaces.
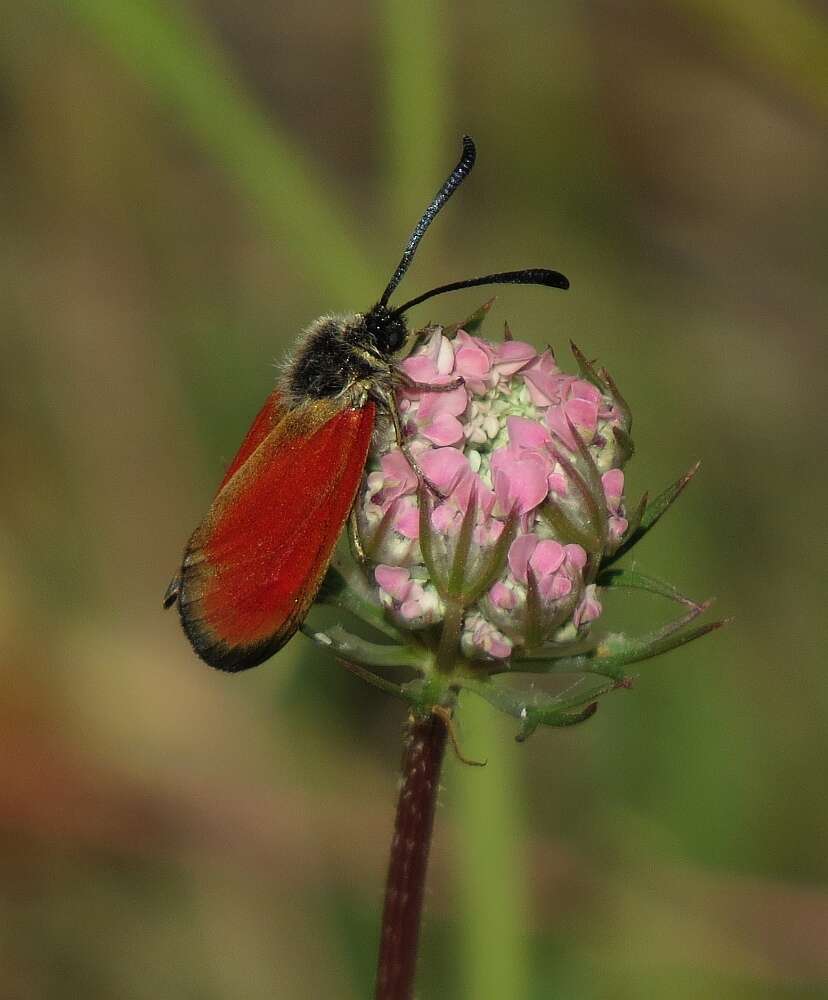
xmin=442 ymin=297 xmax=496 ymax=338
xmin=623 ymin=491 xmax=648 ymax=543
xmin=524 ymin=601 xmax=727 ymax=681
xmin=447 ymin=487 xmax=477 ymax=598
xmin=551 ymin=445 xmax=606 ymax=552
xmin=596 ymin=567 xmax=701 ymax=608
xmin=516 ymin=702 xmax=598 ymax=741
xmin=612 ymin=426 xmax=635 ymax=464
xmin=417 ymin=483 xmax=448 ymax=599
xmin=603 ymin=461 xmax=701 ymax=568
xmin=359 ymin=500 xmax=397 ymax=564
xmin=334 ymin=662 xmax=444 ymax=710
xmin=596 ymin=364 xmax=632 ymax=427
xmin=538 ymin=496 xmax=598 ymax=550
xmin=564 ymin=416 xmax=610 ymax=550
xmin=508 ymin=636 xmax=597 ymax=664
xmin=569 ymin=340 xmax=609 ymax=394
xmin=301 ymin=622 xmax=430 ymax=671
xmin=456 ymin=674 xmax=613 ymax=741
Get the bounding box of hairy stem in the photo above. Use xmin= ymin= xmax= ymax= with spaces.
xmin=375 ymin=712 xmax=447 ymax=1000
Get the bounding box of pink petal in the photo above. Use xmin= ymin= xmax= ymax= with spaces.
xmin=508 ymin=533 xmax=539 ymax=582
xmin=454 ymin=340 xmax=491 ymax=379
xmin=529 ymin=539 xmax=566 ymax=577
xmin=564 ymin=544 xmax=587 ymax=570
xmin=506 ymin=415 xmax=550 ymax=452
xmin=431 ymin=502 xmax=459 ymax=535
xmin=574 ymin=586 xmax=602 ymax=626
xmin=489 ymin=581 xmax=517 ymax=610
xmin=473 ymin=515 xmax=504 ymax=546
xmin=545 ymin=406 xmax=578 ymax=451
xmin=393 ymin=500 xmax=420 ymax=539
xmin=417 ymin=385 xmax=468 ymax=422
xmin=418 ymin=447 xmax=471 ymax=495
xmin=400 ymin=588 xmax=428 ymax=620
xmin=465 ymin=616 xmax=513 ymax=660
xmin=608 ymin=514 xmax=628 ymax=543
xmin=602 ymin=469 xmax=624 ymax=508
xmin=375 ymin=565 xmax=412 ymax=600
xmin=563 ymin=397 xmax=599 ymax=438
xmin=379 ymin=449 xmax=418 ymax=501
xmin=487 ymin=635 xmax=513 ymax=659
xmin=493 ymin=340 xmax=536 ymax=376
xmin=548 ymin=471 xmax=568 ymax=496
xmin=492 ymin=452 xmax=549 ymax=516
xmin=520 ymin=350 xmax=564 ymax=407
xmin=569 ymin=379 xmax=602 ymax=405
xmin=539 ymin=573 xmax=573 ymax=601
xmin=422 ymin=413 xmax=465 ymax=446
xmin=399 ymin=354 xmax=439 ymax=383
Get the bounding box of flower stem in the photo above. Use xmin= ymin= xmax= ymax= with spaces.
xmin=375 ymin=712 xmax=447 ymax=1000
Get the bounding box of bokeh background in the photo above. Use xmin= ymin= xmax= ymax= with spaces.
xmin=2 ymin=2 xmax=827 ymax=997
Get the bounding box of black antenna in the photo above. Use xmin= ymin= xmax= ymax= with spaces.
xmin=391 ymin=268 xmax=570 ymax=317
xmin=379 ymin=135 xmax=477 ymax=307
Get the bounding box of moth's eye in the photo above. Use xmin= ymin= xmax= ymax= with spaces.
xmin=385 ymin=321 xmax=406 ymax=353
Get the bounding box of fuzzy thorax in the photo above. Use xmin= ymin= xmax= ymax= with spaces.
xmin=280 ymin=307 xmax=408 ymax=409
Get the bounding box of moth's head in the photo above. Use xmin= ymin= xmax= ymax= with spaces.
xmin=362 ymin=136 xmax=568 ymax=364
xmin=363 ymin=303 xmax=408 ymax=357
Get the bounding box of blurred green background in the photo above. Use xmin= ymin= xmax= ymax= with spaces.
xmin=2 ymin=2 xmax=826 ymax=997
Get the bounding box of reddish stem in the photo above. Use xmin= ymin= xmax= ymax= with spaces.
xmin=375 ymin=712 xmax=447 ymax=1000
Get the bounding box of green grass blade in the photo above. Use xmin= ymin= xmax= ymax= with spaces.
xmin=68 ymin=0 xmax=376 ymax=301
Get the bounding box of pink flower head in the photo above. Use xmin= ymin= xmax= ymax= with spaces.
xmin=353 ymin=319 xmax=633 ymax=661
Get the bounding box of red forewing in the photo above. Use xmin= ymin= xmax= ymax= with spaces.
xmin=176 ymin=399 xmax=376 ymax=671
xmin=163 ymin=390 xmax=287 ymax=610
xmin=217 ymin=389 xmax=287 ymax=491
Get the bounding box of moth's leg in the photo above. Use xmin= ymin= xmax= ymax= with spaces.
xmin=431 ymin=704 xmax=486 ymax=767
xmin=348 ymin=505 xmax=368 ymax=564
xmin=395 ymin=370 xmax=465 ymax=393
xmin=351 ymin=346 xmax=392 ymax=371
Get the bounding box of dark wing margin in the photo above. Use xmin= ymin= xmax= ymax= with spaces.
xmin=174 ymin=400 xmax=376 ymax=671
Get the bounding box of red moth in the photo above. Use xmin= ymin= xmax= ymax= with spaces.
xmin=164 ymin=136 xmax=569 ymax=671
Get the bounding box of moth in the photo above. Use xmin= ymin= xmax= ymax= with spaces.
xmin=164 ymin=136 xmax=569 ymax=671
